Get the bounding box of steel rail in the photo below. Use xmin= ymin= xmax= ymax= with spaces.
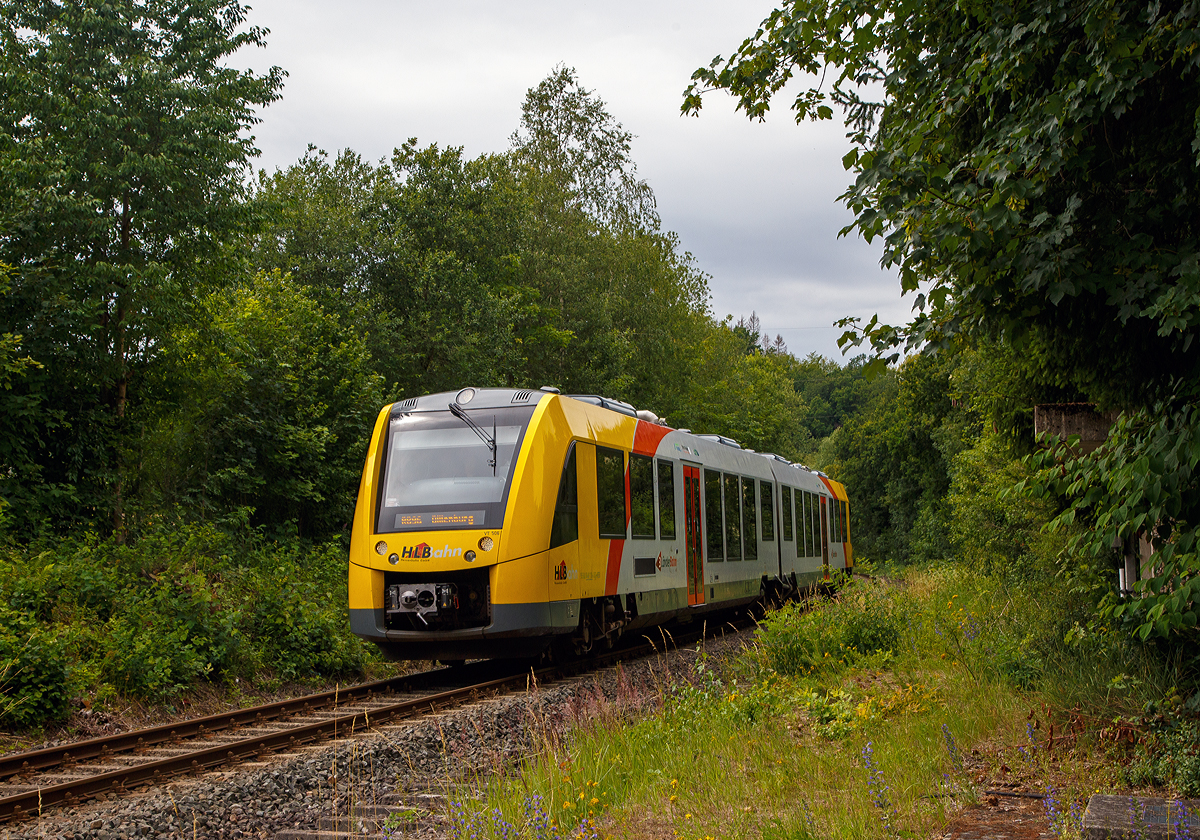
xmin=0 ymin=670 xmax=525 ymax=822
xmin=0 ymin=661 xmax=500 ymax=781
xmin=0 ymin=610 xmax=752 ymax=823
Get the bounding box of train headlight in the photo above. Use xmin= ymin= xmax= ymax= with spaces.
xmin=478 ymin=536 xmax=494 ymax=552
xmin=388 ymin=553 xmax=400 ymax=565
xmin=375 ymin=540 xmax=388 ymax=555
xmin=464 ymin=550 xmax=476 ymax=562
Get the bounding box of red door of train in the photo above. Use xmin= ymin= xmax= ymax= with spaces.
xmin=683 ymin=465 xmax=704 ymax=606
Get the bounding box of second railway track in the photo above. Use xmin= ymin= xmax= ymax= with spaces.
xmin=0 ymin=614 xmax=752 ymax=825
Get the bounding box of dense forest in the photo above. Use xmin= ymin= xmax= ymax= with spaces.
xmin=2 ymin=0 xmax=1197 ymax=732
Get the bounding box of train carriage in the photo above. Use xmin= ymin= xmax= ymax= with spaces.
xmin=348 ymin=388 xmax=852 ymax=661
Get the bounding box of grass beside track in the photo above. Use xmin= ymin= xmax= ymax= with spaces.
xmin=444 ymin=565 xmax=1181 ymax=840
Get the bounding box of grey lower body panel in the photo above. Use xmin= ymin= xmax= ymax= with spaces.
xmin=350 ymin=601 xmax=579 ymax=661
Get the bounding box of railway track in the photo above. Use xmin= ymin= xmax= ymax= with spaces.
xmin=0 ymin=614 xmax=750 ymax=827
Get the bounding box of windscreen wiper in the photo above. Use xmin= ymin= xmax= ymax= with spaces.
xmin=448 ymin=403 xmax=497 ymax=475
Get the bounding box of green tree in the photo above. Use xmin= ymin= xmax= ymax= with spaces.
xmin=0 ymin=0 xmax=284 ymax=536
xmin=684 ymin=0 xmax=1200 ymax=405
xmin=685 ymin=0 xmax=1200 ymax=640
xmin=511 ymin=67 xmax=711 ymax=412
xmin=142 ymin=273 xmax=385 ymax=537
xmin=251 ymin=145 xmax=543 ymax=398
xmin=678 ymin=322 xmax=813 ymax=461
xmin=823 ymin=352 xmax=977 ymax=564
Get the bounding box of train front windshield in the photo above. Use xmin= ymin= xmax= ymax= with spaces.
xmin=376 ymin=405 xmax=537 ymax=533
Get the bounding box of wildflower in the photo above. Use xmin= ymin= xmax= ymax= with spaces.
xmin=1174 ymin=799 xmax=1194 ymax=840
xmin=862 ymin=741 xmax=898 ymax=834
xmin=941 ymin=723 xmax=965 ymax=776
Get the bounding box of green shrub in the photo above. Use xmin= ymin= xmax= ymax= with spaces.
xmin=758 ymin=580 xmax=912 ymax=677
xmin=0 ymin=605 xmax=68 ymax=728
xmin=1124 ymin=716 xmax=1200 ymax=796
xmin=98 ymin=570 xmax=244 ymax=697
xmin=238 ymin=567 xmax=371 ymax=680
xmin=0 ymin=523 xmax=382 ymax=723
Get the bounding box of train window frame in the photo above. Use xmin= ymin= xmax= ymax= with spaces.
xmin=704 ymin=468 xmax=724 ymax=562
xmin=657 ymin=458 xmax=676 ymax=540
xmin=798 ymin=490 xmax=806 ymax=556
xmin=782 ymin=485 xmax=793 ymax=542
xmin=802 ymin=491 xmax=813 ymax=557
xmin=724 ymin=473 xmax=742 ymax=561
xmin=629 ymin=453 xmax=655 ymax=540
xmin=816 ymin=492 xmax=825 ymax=552
xmin=742 ymin=477 xmax=758 ymax=560
xmin=549 ymin=442 xmax=578 ymax=548
xmin=596 ymin=446 xmax=628 ymax=539
xmin=761 ymin=480 xmax=775 ymax=542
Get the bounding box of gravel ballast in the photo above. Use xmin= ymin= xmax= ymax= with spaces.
xmin=2 ymin=630 xmax=751 ymax=840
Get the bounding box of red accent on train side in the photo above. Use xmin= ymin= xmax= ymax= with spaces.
xmin=605 ymin=539 xmax=625 ymax=595
xmin=632 ymin=421 xmax=672 ymax=457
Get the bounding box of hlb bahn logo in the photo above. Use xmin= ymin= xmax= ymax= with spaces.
xmin=400 ymin=543 xmax=463 ymax=559
xmin=553 ymin=561 xmax=578 ymax=582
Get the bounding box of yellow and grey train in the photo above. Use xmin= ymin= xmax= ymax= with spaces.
xmin=348 ymin=387 xmax=852 ymax=661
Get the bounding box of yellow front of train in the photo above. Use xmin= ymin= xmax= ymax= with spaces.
xmin=346 ymin=387 xmax=585 ymax=660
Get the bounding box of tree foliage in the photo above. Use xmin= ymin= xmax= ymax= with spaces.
xmin=686 ymin=0 xmax=1200 ymax=643
xmin=0 ymin=0 xmax=284 ymax=534
xmin=685 ymin=0 xmax=1200 ymax=407
xmin=141 ymin=272 xmax=385 ymax=536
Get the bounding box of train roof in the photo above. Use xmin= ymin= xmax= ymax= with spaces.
xmin=387 ymin=387 xmax=842 ymax=488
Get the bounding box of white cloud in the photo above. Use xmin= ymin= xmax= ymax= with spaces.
xmin=237 ymin=0 xmax=908 ymax=360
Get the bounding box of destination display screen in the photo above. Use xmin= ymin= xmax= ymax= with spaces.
xmin=394 ymin=510 xmax=487 ymax=529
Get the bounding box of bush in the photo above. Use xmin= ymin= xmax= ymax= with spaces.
xmin=1124 ymin=716 xmax=1200 ymax=796
xmin=237 ymin=563 xmax=372 ymax=680
xmin=0 ymin=605 xmax=68 ymax=728
xmin=757 ymin=579 xmax=913 ymax=677
xmin=98 ymin=571 xmax=243 ymax=697
xmin=0 ymin=522 xmax=380 ymax=725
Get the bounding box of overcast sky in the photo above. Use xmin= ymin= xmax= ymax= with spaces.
xmin=237 ymin=0 xmax=912 ymax=361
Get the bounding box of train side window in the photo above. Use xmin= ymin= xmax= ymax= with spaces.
xmin=816 ymin=489 xmax=825 ymax=554
xmin=657 ymin=459 xmax=676 ymax=540
xmin=630 ymin=453 xmax=655 ymax=539
xmin=704 ymin=469 xmax=724 ymax=561
xmin=724 ymin=473 xmax=742 ymax=560
xmin=802 ymin=491 xmax=813 ymax=557
xmin=596 ymin=446 xmax=627 ymax=538
xmin=761 ymin=481 xmax=775 ymax=542
xmin=843 ymin=500 xmax=850 ymax=542
xmin=798 ymin=490 xmax=806 ymax=556
xmin=782 ymin=485 xmax=793 ymax=542
xmin=549 ymin=443 xmax=578 ymax=548
xmin=743 ymin=477 xmax=758 ymax=560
